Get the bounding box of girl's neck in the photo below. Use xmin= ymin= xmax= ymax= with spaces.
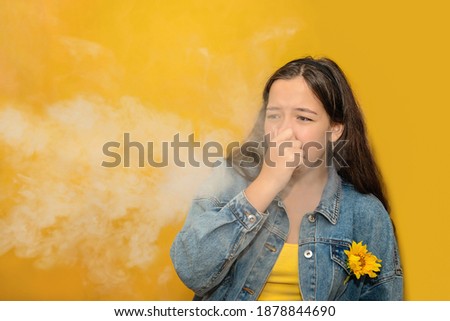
xmin=281 ymin=165 xmax=328 ymax=199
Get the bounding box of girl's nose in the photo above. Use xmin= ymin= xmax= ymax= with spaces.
xmin=278 ymin=118 xmax=294 ymax=132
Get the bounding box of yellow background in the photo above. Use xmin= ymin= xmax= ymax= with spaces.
xmin=1 ymin=0 xmax=449 ymax=300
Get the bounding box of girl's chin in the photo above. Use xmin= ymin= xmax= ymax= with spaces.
xmin=292 ymin=161 xmax=327 ymax=175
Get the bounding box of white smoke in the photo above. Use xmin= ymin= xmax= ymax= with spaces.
xmin=0 ymin=13 xmax=301 ymax=296
xmin=0 ymin=95 xmax=231 ymax=293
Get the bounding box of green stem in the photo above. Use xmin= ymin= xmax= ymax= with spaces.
xmin=344 ymin=275 xmax=351 ymax=284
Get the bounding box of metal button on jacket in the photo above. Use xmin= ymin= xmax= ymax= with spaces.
xmin=248 ymin=214 xmax=256 ymax=223
xmin=304 ymin=250 xmax=313 ymax=258
xmin=308 ymin=214 xmax=316 ymax=223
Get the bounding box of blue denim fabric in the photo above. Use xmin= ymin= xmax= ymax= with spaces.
xmin=170 ymin=160 xmax=403 ymax=300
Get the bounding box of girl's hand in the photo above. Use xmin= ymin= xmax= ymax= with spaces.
xmin=259 ymin=127 xmax=303 ymax=193
xmin=244 ymin=128 xmax=302 ymax=213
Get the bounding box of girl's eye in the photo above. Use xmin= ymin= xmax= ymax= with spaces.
xmin=266 ymin=114 xmax=280 ymax=120
xmin=298 ymin=116 xmax=312 ymax=122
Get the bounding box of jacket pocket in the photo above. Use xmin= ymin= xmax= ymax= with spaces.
xmin=329 ymin=242 xmax=351 ymax=299
xmin=331 ymin=242 xmax=351 ymax=274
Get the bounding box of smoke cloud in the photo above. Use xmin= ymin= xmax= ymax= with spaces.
xmin=0 ymin=96 xmax=229 ymax=292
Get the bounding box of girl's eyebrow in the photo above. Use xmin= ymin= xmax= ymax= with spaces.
xmin=295 ymin=107 xmax=318 ymax=115
xmin=266 ymin=106 xmax=318 ymax=115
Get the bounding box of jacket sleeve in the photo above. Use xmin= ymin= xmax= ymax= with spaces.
xmin=359 ymin=269 xmax=403 ymax=300
xmin=356 ymin=197 xmax=404 ymax=300
xmin=358 ymin=230 xmax=403 ymax=300
xmin=170 ymin=186 xmax=268 ymax=297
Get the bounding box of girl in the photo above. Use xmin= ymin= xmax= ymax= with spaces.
xmin=170 ymin=57 xmax=403 ymax=300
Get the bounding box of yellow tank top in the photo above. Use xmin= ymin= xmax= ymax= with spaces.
xmin=258 ymin=243 xmax=302 ymax=301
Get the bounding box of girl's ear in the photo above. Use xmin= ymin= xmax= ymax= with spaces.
xmin=330 ymin=123 xmax=344 ymax=142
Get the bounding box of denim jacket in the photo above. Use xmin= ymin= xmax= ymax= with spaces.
xmin=170 ymin=160 xmax=403 ymax=300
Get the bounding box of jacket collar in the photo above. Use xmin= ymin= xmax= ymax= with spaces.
xmin=314 ymin=165 xmax=342 ymax=225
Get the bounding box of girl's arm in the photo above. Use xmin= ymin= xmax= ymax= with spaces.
xmin=170 ymin=189 xmax=268 ymax=297
xmin=350 ymin=197 xmax=404 ymax=300
xmin=171 ymin=129 xmax=301 ymax=297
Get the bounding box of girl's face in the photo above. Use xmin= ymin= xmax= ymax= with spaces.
xmin=264 ymin=76 xmax=343 ymax=168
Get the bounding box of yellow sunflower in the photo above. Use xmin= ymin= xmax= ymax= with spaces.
xmin=344 ymin=241 xmax=382 ymax=282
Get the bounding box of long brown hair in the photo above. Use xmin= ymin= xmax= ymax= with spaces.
xmin=227 ymin=56 xmax=390 ymax=212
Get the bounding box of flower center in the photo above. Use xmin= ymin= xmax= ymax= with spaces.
xmin=358 ymin=254 xmax=366 ymax=267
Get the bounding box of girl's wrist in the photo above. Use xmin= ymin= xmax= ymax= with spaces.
xmin=244 ymin=175 xmax=281 ymax=213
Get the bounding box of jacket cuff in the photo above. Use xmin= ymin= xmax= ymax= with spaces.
xmin=226 ymin=191 xmax=267 ymax=230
